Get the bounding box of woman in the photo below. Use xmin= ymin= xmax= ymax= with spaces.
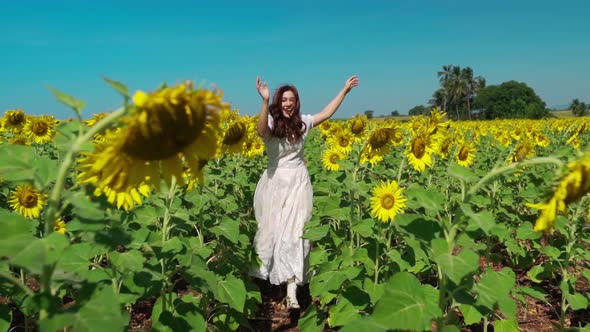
xmin=250 ymin=75 xmax=359 ymax=309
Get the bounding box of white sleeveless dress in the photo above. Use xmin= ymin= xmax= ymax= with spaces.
xmin=251 ymin=114 xmax=314 ymax=285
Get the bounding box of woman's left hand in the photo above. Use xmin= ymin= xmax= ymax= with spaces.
xmin=344 ymin=75 xmax=359 ymax=93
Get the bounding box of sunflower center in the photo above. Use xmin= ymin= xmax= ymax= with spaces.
xmin=412 ymin=137 xmax=426 ymax=159
xmin=338 ymin=137 xmax=350 ymax=148
xmin=381 ymin=194 xmax=395 ymax=209
xmin=32 ymin=121 xmax=49 ymax=135
xmin=19 ymin=191 xmax=38 ymax=208
xmin=8 ymin=112 xmax=25 ymax=125
xmin=329 ymin=153 xmax=339 ymax=164
xmin=515 ymin=145 xmax=529 ymax=162
xmin=458 ymin=146 xmax=469 ymax=161
xmin=351 ymin=120 xmax=364 ymax=134
xmin=121 ymin=97 xmax=208 ymax=160
xmin=223 ymin=122 xmax=246 ymax=146
xmin=369 ymin=129 xmax=389 ymax=149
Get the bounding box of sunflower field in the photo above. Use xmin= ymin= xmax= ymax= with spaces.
xmin=0 ymin=79 xmax=589 ymax=331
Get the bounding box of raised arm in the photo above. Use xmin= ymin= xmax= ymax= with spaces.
xmin=313 ymin=75 xmax=359 ymax=127
xmin=255 ymin=76 xmax=271 ymax=138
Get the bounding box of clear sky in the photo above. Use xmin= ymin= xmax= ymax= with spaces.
xmin=1 ymin=0 xmax=589 ymax=120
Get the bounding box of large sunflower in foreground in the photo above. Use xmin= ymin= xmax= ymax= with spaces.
xmin=370 ymin=180 xmax=407 ymax=222
xmin=9 ymin=184 xmax=47 ymax=219
xmin=527 ymin=152 xmax=590 ymax=232
xmin=24 ymin=115 xmax=58 ymax=144
xmin=77 ymin=82 xmax=227 ymax=210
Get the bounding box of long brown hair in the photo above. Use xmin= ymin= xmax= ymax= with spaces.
xmin=268 ymin=85 xmax=307 ymax=143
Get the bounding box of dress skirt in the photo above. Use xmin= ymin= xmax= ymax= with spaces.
xmin=251 ymin=165 xmax=313 ymax=285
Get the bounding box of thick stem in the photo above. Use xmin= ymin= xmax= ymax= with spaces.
xmin=44 ymin=107 xmax=126 ymax=235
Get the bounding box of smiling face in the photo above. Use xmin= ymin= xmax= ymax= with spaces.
xmin=281 ymin=90 xmax=296 ymax=118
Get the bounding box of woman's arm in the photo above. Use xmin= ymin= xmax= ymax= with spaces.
xmin=256 ymin=76 xmax=271 ymax=138
xmin=313 ymin=75 xmax=359 ymax=127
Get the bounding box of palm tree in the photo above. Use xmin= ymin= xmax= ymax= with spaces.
xmin=570 ymin=99 xmax=587 ymax=116
xmin=447 ymin=66 xmax=465 ymax=120
xmin=437 ymin=65 xmax=454 ymax=113
xmin=429 ymin=88 xmax=448 ymax=110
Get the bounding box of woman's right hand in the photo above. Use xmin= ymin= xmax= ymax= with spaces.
xmin=256 ymin=76 xmax=270 ymax=102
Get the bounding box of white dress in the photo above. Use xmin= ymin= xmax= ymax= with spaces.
xmin=251 ymin=114 xmax=314 ymax=285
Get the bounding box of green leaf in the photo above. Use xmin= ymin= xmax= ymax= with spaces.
xmin=448 ymin=162 xmax=479 ymax=183
xmin=339 ymin=316 xmax=388 ymax=332
xmin=210 ymin=217 xmax=239 ymax=244
xmin=0 ymin=145 xmax=36 ymax=182
xmin=102 ymin=76 xmax=130 ymax=99
xmin=110 ymin=250 xmax=144 ymax=273
xmin=541 ymin=246 xmax=562 ymax=260
xmin=47 ymin=86 xmax=86 ymax=118
xmin=566 ymin=293 xmax=589 ymax=310
xmin=404 ymin=185 xmax=445 ymax=214
xmin=351 ymin=219 xmax=375 ymax=238
xmin=217 ymin=275 xmax=246 ymax=312
xmin=475 ymin=268 xmax=516 ymax=319
xmin=0 ymin=305 xmax=11 ymax=332
xmin=462 ymin=206 xmax=495 ymax=235
xmin=432 ymin=239 xmax=479 ymax=284
xmin=459 ymin=304 xmax=483 ymax=325
xmin=494 ymin=319 xmax=519 ymax=332
xmin=0 ymin=210 xmax=36 ymax=257
xmin=310 ymin=270 xmax=348 ymax=298
xmin=527 ymin=265 xmax=547 ymax=283
xmin=370 ymin=272 xmax=442 ymax=331
xmin=40 ymin=286 xmax=127 ymax=332
xmin=516 ymin=286 xmax=547 ymax=303
xmin=328 ymin=295 xmax=359 ymax=327
xmin=363 ymin=278 xmax=385 ymax=305
xmin=298 ymin=305 xmax=326 ymax=332
xmin=11 ymin=232 xmax=70 ymax=274
xmin=56 ymin=242 xmax=106 ymax=275
xmin=396 ymin=214 xmax=442 ymax=243
xmin=515 ymin=222 xmax=542 ymax=240
xmin=33 ymin=158 xmax=58 ymax=189
xmin=302 ymin=224 xmax=331 ymax=241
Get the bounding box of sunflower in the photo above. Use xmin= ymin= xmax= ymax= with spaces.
xmin=9 ymin=184 xmax=47 ymax=219
xmin=23 ymin=115 xmax=58 ymax=144
xmin=360 ymin=149 xmax=384 ymax=166
xmin=54 ymin=218 xmax=67 ymax=234
xmin=370 ymin=180 xmax=407 ymax=222
xmin=405 ymin=132 xmax=435 ymax=172
xmin=243 ymin=135 xmax=265 ymax=159
xmin=455 ymin=140 xmax=476 ymax=168
xmin=76 ymin=82 xmax=226 ymax=210
xmin=3 ymin=109 xmax=27 ymax=133
xmin=322 ymin=148 xmax=345 ymax=171
xmin=328 ymin=131 xmax=354 ymax=154
xmin=84 ymin=112 xmax=109 ymax=127
xmin=348 ymin=114 xmax=368 ymax=141
xmin=507 ymin=138 xmax=535 ymax=164
xmin=567 ymin=134 xmax=580 ymax=149
xmin=527 ymin=152 xmax=590 ymax=232
xmin=220 ymin=117 xmax=249 ymax=155
xmin=9 ymin=134 xmax=31 ymax=146
xmin=533 ymin=132 xmax=550 ymax=147
xmin=365 ymin=127 xmax=393 ymax=156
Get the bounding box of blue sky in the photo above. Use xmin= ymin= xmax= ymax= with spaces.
xmin=1 ymin=0 xmax=589 ymax=120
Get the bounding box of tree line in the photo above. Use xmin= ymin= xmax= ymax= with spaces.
xmin=404 ymin=65 xmax=588 ymax=120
